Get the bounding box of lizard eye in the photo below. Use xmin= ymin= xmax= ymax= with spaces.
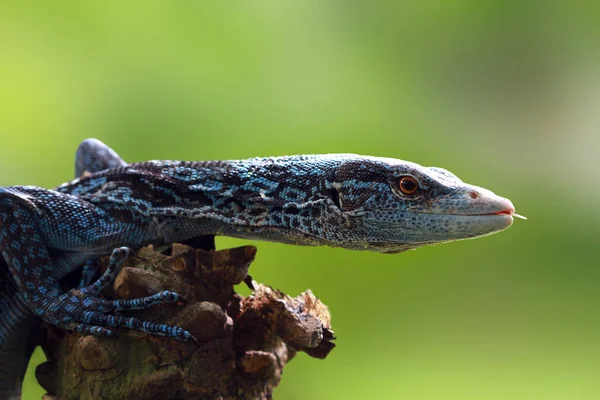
xmin=399 ymin=176 xmax=419 ymax=195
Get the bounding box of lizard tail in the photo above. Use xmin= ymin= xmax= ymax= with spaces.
xmin=0 ymin=267 xmax=37 ymax=400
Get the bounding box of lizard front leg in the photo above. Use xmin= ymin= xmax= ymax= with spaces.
xmin=0 ymin=187 xmax=194 ymax=342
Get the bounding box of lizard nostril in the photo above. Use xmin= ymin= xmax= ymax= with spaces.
xmin=469 ymin=191 xmax=479 ymax=199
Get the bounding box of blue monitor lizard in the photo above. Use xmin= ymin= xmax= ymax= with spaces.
xmin=0 ymin=139 xmax=522 ymax=399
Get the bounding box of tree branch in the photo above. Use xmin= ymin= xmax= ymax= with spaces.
xmin=36 ymin=244 xmax=335 ymax=400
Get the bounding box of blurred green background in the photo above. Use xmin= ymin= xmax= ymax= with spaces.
xmin=1 ymin=1 xmax=599 ymax=399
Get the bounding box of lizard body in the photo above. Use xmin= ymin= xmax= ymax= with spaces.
xmin=0 ymin=139 xmax=519 ymax=398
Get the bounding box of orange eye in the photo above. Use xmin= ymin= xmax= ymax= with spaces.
xmin=399 ymin=176 xmax=419 ymax=195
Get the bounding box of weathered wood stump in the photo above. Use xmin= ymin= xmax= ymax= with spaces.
xmin=36 ymin=244 xmax=335 ymax=399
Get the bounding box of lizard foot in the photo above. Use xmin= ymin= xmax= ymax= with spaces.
xmin=42 ymin=247 xmax=195 ymax=342
xmin=45 ymin=287 xmax=194 ymax=342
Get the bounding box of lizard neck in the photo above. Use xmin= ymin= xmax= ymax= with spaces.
xmin=139 ymin=157 xmax=344 ymax=247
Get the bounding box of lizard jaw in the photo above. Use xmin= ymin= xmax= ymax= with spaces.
xmin=447 ymin=198 xmax=526 ymax=222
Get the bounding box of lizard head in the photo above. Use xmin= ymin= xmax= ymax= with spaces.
xmin=328 ymin=156 xmax=519 ymax=253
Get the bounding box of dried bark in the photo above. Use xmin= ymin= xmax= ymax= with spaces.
xmin=36 ymin=244 xmax=335 ymax=400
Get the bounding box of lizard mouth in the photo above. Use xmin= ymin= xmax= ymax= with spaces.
xmin=473 ymin=208 xmax=527 ymax=220
xmin=416 ymin=208 xmax=526 ymax=219
xmin=491 ymin=208 xmax=514 ymax=216
xmin=410 ymin=195 xmax=526 ymax=220
xmin=442 ymin=200 xmax=526 ymax=220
